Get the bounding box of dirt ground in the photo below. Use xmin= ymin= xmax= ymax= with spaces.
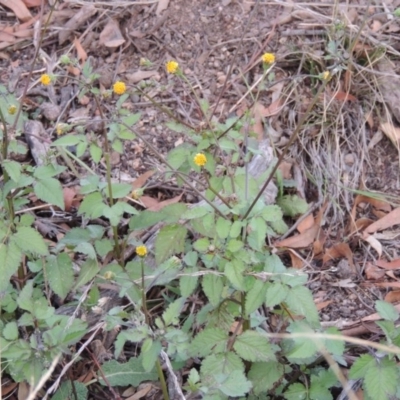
xmin=2 ymin=0 xmax=400 ymax=398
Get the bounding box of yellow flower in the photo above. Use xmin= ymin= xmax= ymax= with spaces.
xmin=194 ymin=153 xmax=207 ymax=167
xmin=261 ymin=53 xmax=275 ymax=64
xmin=166 ymin=60 xmax=179 ymax=74
xmin=136 ymin=245 xmax=147 ymax=257
xmin=40 ymin=74 xmax=52 ymax=86
xmin=113 ymin=81 xmax=126 ymax=95
xmin=8 ymin=105 xmax=17 ymax=115
xmin=321 ymin=71 xmax=330 ymax=81
xmin=56 ymin=124 xmax=64 ymax=136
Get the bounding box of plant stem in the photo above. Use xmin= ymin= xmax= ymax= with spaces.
xmin=242 ymin=81 xmax=328 ymax=221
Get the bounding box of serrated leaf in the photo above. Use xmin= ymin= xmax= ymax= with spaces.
xmin=233 ymin=331 xmax=275 ymax=362
xmin=225 ymin=259 xmax=245 ymax=290
xmin=110 ymin=183 xmax=132 ymax=199
xmin=78 ymin=192 xmax=104 ymax=218
xmin=162 ymin=297 xmax=186 ymax=326
xmin=285 ymin=322 xmax=318 ymax=360
xmin=265 ymin=282 xmax=289 ymax=308
xmin=226 ymin=239 xmax=244 ymax=253
xmin=182 ymin=205 xmax=212 ymax=220
xmin=324 ymin=327 xmax=345 ymax=356
xmin=376 ymin=300 xmax=399 ymax=322
xmin=142 ymin=339 xmax=161 ymax=372
xmin=190 ymin=328 xmax=228 ymax=358
xmin=309 ymin=382 xmax=332 ymax=400
xmin=229 ymin=220 xmax=243 ymax=238
xmin=349 ymin=354 xmax=375 ymax=380
xmin=74 ymin=259 xmax=99 ymax=290
xmin=46 ymin=253 xmax=74 ymax=300
xmin=364 ymin=357 xmax=398 ymax=400
xmin=245 ymin=279 xmax=268 ymax=315
xmin=284 ymin=383 xmax=307 ymax=400
xmin=180 ymin=268 xmax=198 ymax=297
xmin=34 ymin=178 xmax=64 ymax=209
xmin=89 ymin=143 xmax=102 ymax=163
xmin=264 ymin=253 xmax=286 ymax=273
xmin=248 ymin=361 xmax=284 ymax=395
xmin=0 ymin=241 xmax=22 ymax=292
xmin=99 ymin=357 xmax=157 ymax=386
xmin=193 ymin=238 xmax=210 ymax=252
xmin=277 ymin=195 xmax=308 ymax=217
xmin=155 ymin=224 xmax=187 ymax=264
xmin=216 ymin=370 xmax=252 ymax=397
xmin=3 ymin=160 xmax=21 ymax=182
xmin=122 ymin=112 xmax=140 ymax=127
xmin=285 ymin=285 xmax=319 ymax=327
xmin=216 ymin=218 xmax=231 ymax=240
xmin=13 ymin=226 xmax=48 ymax=255
xmin=167 ymin=146 xmax=188 ymax=169
xmin=248 ymin=217 xmax=267 ymax=251
xmin=3 ymin=321 xmax=18 ymax=340
xmin=202 ymin=273 xmax=223 ymax=307
xmin=53 ymin=381 xmax=88 ymax=400
xmin=52 ymin=134 xmax=84 ymax=146
xmin=201 ymin=352 xmax=245 ymax=383
xmin=260 ymin=205 xmax=284 ymax=222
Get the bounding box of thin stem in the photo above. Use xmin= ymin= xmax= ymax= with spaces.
xmin=241 ymin=81 xmax=328 ymax=221
xmin=156 ymin=358 xmax=170 ymax=400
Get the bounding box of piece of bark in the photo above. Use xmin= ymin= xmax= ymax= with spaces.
xmin=24 ymin=120 xmax=52 ymax=166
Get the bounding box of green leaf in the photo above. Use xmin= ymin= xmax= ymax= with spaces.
xmin=248 ymin=361 xmax=284 ymax=395
xmin=162 ymin=297 xmax=186 ymax=326
xmin=226 ymin=239 xmax=244 ymax=253
xmin=375 ymin=300 xmax=399 ymax=322
xmin=202 ymin=273 xmax=223 ymax=307
xmin=182 ymin=205 xmax=212 ymax=220
xmin=229 ymin=220 xmax=243 ymax=238
xmin=284 ymin=383 xmax=307 ymax=400
xmin=99 ymin=357 xmax=157 ymax=386
xmin=233 ymin=331 xmax=275 ymax=362
xmin=167 ymin=146 xmax=188 ymax=169
xmin=53 ymin=381 xmax=88 ymax=400
xmin=324 ymin=327 xmax=345 ymax=356
xmin=216 ymin=218 xmax=231 ymax=240
xmin=193 ymin=237 xmax=210 ymax=252
xmin=264 ymin=253 xmax=286 ymax=273
xmin=277 ymin=195 xmax=308 ymax=217
xmin=309 ymin=382 xmax=332 ymax=400
xmin=225 ymin=259 xmax=245 ymax=290
xmin=155 ymin=224 xmax=187 ymax=264
xmin=89 ymin=143 xmax=102 ymax=163
xmin=166 ymin=121 xmax=189 ymax=134
xmin=285 ymin=285 xmax=320 ymax=327
xmin=248 ymin=217 xmax=267 ymax=251
xmin=245 ymin=279 xmax=268 ymax=315
xmin=142 ymin=339 xmax=162 ymax=372
xmin=74 ymin=258 xmax=100 ymax=290
xmin=34 ymin=178 xmax=64 ymax=209
xmin=3 ymin=321 xmax=18 ymax=340
xmin=284 ymin=322 xmax=318 ymax=360
xmin=14 ymin=226 xmax=48 ymax=255
xmin=0 ymin=241 xmax=21 ymax=292
xmin=180 ymin=268 xmax=198 ymax=297
xmin=78 ymin=192 xmax=105 ymax=218
xmin=364 ymin=357 xmax=398 ymax=400
xmin=216 ymin=370 xmax=252 ymax=397
xmin=52 ymin=134 xmax=84 ymax=146
xmin=349 ymin=354 xmax=375 ymax=379
xmin=122 ymin=113 xmax=141 ymax=127
xmin=260 ymin=205 xmax=284 ymax=222
xmin=46 ymin=253 xmax=74 ymax=300
xmin=190 ymin=328 xmax=228 ymax=358
xmin=265 ymin=282 xmax=289 ymax=308
xmin=3 ymin=160 xmax=21 ymax=182
xmin=110 ymin=183 xmax=132 ymax=199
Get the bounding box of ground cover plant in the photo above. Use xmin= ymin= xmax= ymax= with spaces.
xmin=2 ymin=0 xmax=400 ymax=399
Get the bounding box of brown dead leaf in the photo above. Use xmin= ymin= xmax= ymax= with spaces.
xmin=278 ymin=161 xmax=292 ymax=179
xmin=156 ymin=0 xmax=170 ymax=16
xmin=147 ymin=194 xmax=183 ymax=212
xmin=63 ymin=187 xmax=77 ymax=212
xmin=363 ymin=207 xmax=400 ymax=235
xmin=126 ymin=70 xmax=159 ymax=84
xmin=140 ymin=196 xmax=159 ymax=209
xmin=22 ymin=0 xmax=42 ymax=7
xmin=126 ymin=384 xmax=153 ymax=400
xmin=73 ymin=37 xmax=87 ymax=63
xmin=275 ymin=203 xmax=327 ymax=249
xmin=297 ymin=214 xmax=314 ymax=233
xmin=333 ymin=91 xmax=357 ymax=102
xmin=0 ymin=0 xmax=32 ymax=21
xmin=385 ymin=290 xmax=400 ymax=303
xmin=288 ymin=249 xmax=304 ymax=269
xmin=260 ymin=98 xmax=283 ymax=117
xmin=316 ymin=300 xmax=332 ymax=311
xmin=99 ymin=19 xmax=125 ymax=48
xmin=132 ymin=170 xmax=154 ymax=190
xmin=380 ymin=121 xmax=400 ymax=147
xmin=363 ymin=234 xmax=382 ymax=257
xmin=365 ymin=262 xmax=385 ymax=280
xmin=376 ymin=258 xmax=400 ymax=270
xmin=251 ymin=102 xmax=265 ymax=141
xmin=323 ymin=243 xmax=355 ymax=273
